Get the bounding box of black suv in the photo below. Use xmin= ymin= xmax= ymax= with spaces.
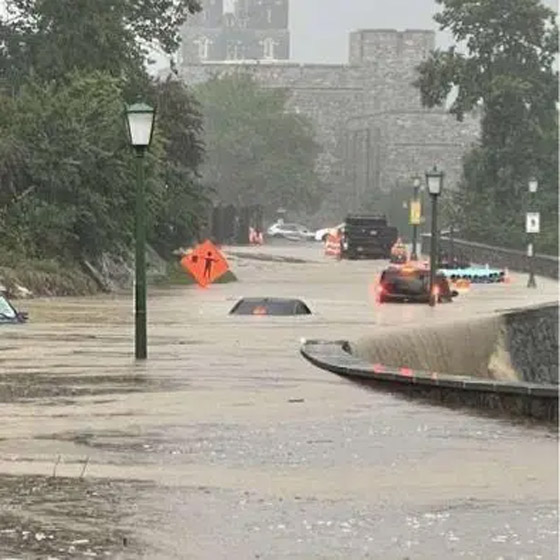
xmin=340 ymin=214 xmax=398 ymax=260
xmin=377 ymin=266 xmax=458 ymax=303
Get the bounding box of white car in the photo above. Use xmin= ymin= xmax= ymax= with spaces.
xmin=314 ymin=223 xmax=345 ymax=242
xmin=267 ymin=222 xmax=315 ymax=241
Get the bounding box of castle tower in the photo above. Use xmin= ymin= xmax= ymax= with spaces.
xmin=181 ymin=0 xmax=290 ymax=63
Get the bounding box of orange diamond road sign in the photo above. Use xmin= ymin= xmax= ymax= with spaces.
xmin=180 ymin=240 xmax=230 ymax=287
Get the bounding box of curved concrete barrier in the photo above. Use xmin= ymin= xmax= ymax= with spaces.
xmin=300 ymin=340 xmax=558 ymax=424
xmin=350 ymin=304 xmax=558 ymax=385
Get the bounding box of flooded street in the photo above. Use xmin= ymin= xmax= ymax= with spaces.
xmin=0 ymin=245 xmax=558 ymax=559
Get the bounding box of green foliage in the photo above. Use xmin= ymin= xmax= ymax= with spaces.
xmin=414 ymin=0 xmax=558 ymax=254
xmin=0 ymin=1 xmax=206 ymax=270
xmin=2 ymin=0 xmax=201 ymax=89
xmin=150 ymin=78 xmax=207 ymax=257
xmin=194 ymin=72 xmax=322 ymax=213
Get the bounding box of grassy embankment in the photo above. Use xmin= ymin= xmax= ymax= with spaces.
xmin=0 ymin=252 xmax=237 ymax=299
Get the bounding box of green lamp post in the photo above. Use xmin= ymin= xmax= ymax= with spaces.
xmin=125 ymin=102 xmax=156 ymax=360
xmin=425 ymin=166 xmax=444 ymax=307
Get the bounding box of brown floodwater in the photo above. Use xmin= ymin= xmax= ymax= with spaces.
xmin=0 ymin=244 xmax=557 ymax=559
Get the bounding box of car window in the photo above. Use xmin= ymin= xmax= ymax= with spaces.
xmin=0 ymin=296 xmax=16 ymax=319
xmin=282 ymin=224 xmax=297 ymax=231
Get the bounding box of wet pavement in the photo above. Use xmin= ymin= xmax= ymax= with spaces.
xmin=0 ymin=244 xmax=558 ymax=559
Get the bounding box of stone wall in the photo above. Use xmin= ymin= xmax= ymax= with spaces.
xmin=302 ymin=339 xmax=558 ymax=424
xmin=421 ymin=234 xmax=560 ymax=279
xmin=179 ymin=28 xmax=481 ymax=219
xmin=504 ymin=304 xmax=559 ymax=385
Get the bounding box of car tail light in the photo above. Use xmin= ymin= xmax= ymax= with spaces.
xmin=375 ymin=283 xmax=386 ymax=303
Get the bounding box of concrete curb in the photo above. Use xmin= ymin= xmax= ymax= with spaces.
xmin=300 ymin=339 xmax=559 ymax=424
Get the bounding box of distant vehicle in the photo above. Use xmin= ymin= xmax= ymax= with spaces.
xmin=340 ymin=214 xmax=398 ymax=260
xmin=314 ymin=223 xmax=345 ymax=242
xmin=0 ymin=294 xmax=28 ymax=324
xmin=377 ymin=265 xmax=458 ymax=303
xmin=267 ymin=222 xmax=315 ymax=241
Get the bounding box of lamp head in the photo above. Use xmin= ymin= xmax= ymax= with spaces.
xmin=125 ymin=102 xmax=156 ymax=148
xmin=528 ymin=177 xmax=538 ymax=193
xmin=425 ymin=166 xmax=444 ymax=196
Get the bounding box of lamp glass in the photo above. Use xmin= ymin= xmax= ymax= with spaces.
xmin=528 ymin=178 xmax=538 ymax=193
xmin=426 ymin=172 xmax=443 ymax=196
xmin=126 ymin=102 xmax=155 ymax=147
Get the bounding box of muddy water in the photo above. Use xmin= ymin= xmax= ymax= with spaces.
xmin=0 ymin=244 xmax=558 ymax=559
xmin=351 ymin=315 xmax=521 ymax=380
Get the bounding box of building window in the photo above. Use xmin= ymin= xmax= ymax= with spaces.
xmin=226 ymin=42 xmax=244 ymax=60
xmin=263 ymin=37 xmax=275 ymax=60
xmin=223 ymin=0 xmax=235 ymax=14
xmin=195 ymin=37 xmax=210 ymax=60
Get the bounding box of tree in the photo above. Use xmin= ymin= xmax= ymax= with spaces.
xmin=0 ymin=71 xmax=207 ymax=261
xmin=1 ymin=0 xmax=201 ymax=89
xmin=0 ymin=72 xmax=142 ymax=259
xmin=414 ymin=0 xmax=558 ymax=254
xmin=194 ymin=73 xmax=322 ymax=213
xmin=150 ymin=77 xmax=207 ymax=256
xmin=0 ymin=0 xmax=207 ymax=263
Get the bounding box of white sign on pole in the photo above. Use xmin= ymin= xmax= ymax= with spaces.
xmin=527 ymin=243 xmax=534 ymax=257
xmin=526 ymin=212 xmax=540 ymax=234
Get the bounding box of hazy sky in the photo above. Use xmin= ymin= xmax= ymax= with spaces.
xmin=289 ymin=0 xmax=558 ymax=63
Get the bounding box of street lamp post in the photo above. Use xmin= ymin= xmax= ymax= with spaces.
xmin=425 ymin=166 xmax=444 ymax=307
xmin=410 ymin=176 xmax=421 ymax=260
xmin=125 ymin=102 xmax=156 ymax=360
xmin=526 ymin=178 xmax=539 ymax=289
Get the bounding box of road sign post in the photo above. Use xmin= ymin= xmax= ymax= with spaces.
xmin=525 ymin=179 xmax=539 ymax=289
xmin=410 ymin=177 xmax=421 ymax=260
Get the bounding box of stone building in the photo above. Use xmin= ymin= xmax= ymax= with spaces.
xmin=181 ymin=0 xmax=290 ymax=63
xmin=179 ymin=1 xmax=480 ymax=218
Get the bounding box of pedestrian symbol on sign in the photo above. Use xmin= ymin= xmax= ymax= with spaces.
xmin=180 ymin=240 xmax=230 ymax=287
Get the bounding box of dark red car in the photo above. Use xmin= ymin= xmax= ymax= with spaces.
xmin=377 ymin=265 xmax=458 ymax=303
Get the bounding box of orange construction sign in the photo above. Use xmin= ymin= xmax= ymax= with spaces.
xmin=180 ymin=240 xmax=230 ymax=287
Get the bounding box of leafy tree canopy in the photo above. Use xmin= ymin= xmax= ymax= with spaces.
xmin=415 ymin=0 xmax=558 ymax=254
xmin=1 ymin=0 xmax=201 ymax=89
xmin=0 ymin=0 xmax=207 ymax=262
xmin=194 ymin=72 xmax=322 ymax=214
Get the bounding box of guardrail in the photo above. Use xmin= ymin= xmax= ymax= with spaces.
xmin=301 ymin=339 xmax=558 ymax=424
xmin=421 ymin=234 xmax=559 ymax=280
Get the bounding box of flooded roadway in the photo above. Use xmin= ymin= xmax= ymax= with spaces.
xmin=0 ymin=244 xmax=558 ymax=559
